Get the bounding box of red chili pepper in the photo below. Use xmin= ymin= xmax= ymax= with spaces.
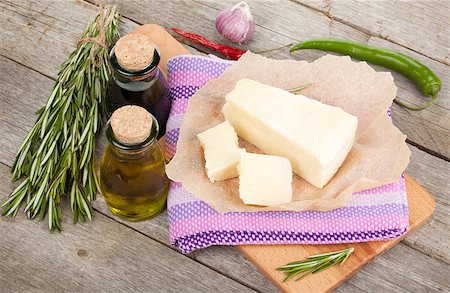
xmin=171 ymin=28 xmax=246 ymax=60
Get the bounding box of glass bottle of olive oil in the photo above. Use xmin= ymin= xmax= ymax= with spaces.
xmin=100 ymin=106 xmax=169 ymax=221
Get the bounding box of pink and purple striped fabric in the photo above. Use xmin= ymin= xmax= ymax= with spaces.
xmin=165 ymin=55 xmax=409 ymax=254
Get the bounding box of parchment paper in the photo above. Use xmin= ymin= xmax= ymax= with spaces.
xmin=166 ymin=52 xmax=411 ymax=212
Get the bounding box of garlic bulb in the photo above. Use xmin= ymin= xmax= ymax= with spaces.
xmin=215 ymin=1 xmax=255 ymax=44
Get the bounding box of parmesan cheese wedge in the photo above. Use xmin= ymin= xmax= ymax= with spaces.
xmin=223 ymin=79 xmax=358 ymax=188
xmin=197 ymin=121 xmax=244 ymax=182
xmin=238 ymin=152 xmax=292 ymax=206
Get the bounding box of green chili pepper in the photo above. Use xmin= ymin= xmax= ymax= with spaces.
xmin=290 ymin=39 xmax=441 ymax=111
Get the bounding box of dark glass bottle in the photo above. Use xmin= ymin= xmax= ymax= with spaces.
xmin=107 ymin=48 xmax=171 ymax=138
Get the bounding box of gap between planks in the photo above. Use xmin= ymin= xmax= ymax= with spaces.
xmin=90 ymin=204 xmax=265 ymax=293
xmin=2 ymin=1 xmax=448 ymax=291
xmin=7 ymin=0 xmax=450 ymax=161
xmin=197 ymin=0 xmax=449 ymax=67
xmin=5 ymin=0 xmax=448 ymax=164
xmin=4 ymin=3 xmax=450 ymax=270
xmin=401 ymin=238 xmax=449 ymax=266
xmin=289 ymin=0 xmax=450 ymax=67
xmin=21 ymin=0 xmax=450 ymax=162
xmin=0 ymin=156 xmax=263 ymax=293
xmin=0 ymin=53 xmax=56 ymax=84
xmin=406 ymin=139 xmax=450 ymax=163
xmin=1 ymin=52 xmax=447 ymax=267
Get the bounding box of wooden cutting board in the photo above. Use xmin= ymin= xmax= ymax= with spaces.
xmin=237 ymin=174 xmax=435 ymax=292
xmin=136 ymin=24 xmax=436 ymax=293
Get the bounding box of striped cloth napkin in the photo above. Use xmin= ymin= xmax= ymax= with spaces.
xmin=165 ymin=55 xmax=409 ymax=254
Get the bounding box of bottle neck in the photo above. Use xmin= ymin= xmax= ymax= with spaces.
xmin=110 ymin=46 xmax=162 ymax=92
xmin=105 ymin=114 xmax=160 ymax=157
xmin=114 ymin=69 xmax=161 ymax=92
xmin=111 ymin=142 xmax=159 ymax=160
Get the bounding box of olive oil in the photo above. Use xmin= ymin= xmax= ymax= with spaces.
xmin=100 ymin=107 xmax=169 ymax=221
xmin=100 ymin=143 xmax=169 ymax=221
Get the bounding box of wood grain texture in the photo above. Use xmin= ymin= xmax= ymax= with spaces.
xmin=0 ymin=25 xmax=255 ymax=289
xmin=331 ymin=242 xmax=450 ymax=293
xmin=132 ymin=24 xmax=190 ymax=73
xmin=297 ymin=0 xmax=450 ymax=65
xmin=1 ymin=39 xmax=448 ymax=293
xmin=0 ymin=0 xmax=140 ymax=77
xmin=0 ymin=0 xmax=449 ymax=292
xmin=237 ymin=175 xmax=440 ymax=293
xmin=404 ymin=145 xmax=450 ymax=264
xmin=1 ymin=0 xmax=447 ymax=158
xmin=94 ymin=21 xmax=449 ymax=292
xmin=366 ymin=37 xmax=450 ymax=160
xmin=0 ymin=50 xmax=279 ymax=293
xmin=92 ymin=0 xmax=450 ymax=159
xmin=202 ymin=0 xmax=450 ymax=159
xmin=0 ymin=164 xmax=254 ymax=292
xmin=2 ymin=0 xmax=449 ymax=158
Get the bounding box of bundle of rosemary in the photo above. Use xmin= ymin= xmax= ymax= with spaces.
xmin=1 ymin=6 xmax=121 ymax=231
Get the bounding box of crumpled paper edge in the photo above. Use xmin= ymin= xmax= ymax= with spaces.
xmin=166 ymin=52 xmax=410 ymax=213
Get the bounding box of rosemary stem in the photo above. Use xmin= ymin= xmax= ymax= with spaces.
xmin=277 ymin=248 xmax=355 ymax=282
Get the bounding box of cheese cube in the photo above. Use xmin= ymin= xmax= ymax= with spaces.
xmin=238 ymin=152 xmax=292 ymax=206
xmin=197 ymin=121 xmax=244 ymax=182
xmin=223 ymin=79 xmax=358 ymax=188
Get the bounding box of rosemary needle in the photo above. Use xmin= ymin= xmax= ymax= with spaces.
xmin=276 ymin=248 xmax=354 ymax=282
xmin=1 ymin=6 xmax=121 ymax=231
xmin=287 ymin=83 xmax=312 ymax=94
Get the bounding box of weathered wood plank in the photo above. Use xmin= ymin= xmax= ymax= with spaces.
xmin=334 ymin=282 xmax=368 ymax=293
xmin=2 ymin=49 xmax=449 ymax=292
xmin=199 ymin=0 xmax=450 ymax=159
xmin=366 ymin=37 xmax=450 ymax=159
xmin=404 ymin=145 xmax=450 ymax=264
xmin=1 ymin=0 xmax=449 ymax=158
xmin=0 ymin=48 xmax=279 ymax=293
xmin=93 ymin=144 xmax=450 ymax=266
xmin=297 ymin=0 xmax=450 ymax=66
xmin=336 ymin=243 xmax=449 ymax=292
xmin=93 ymin=176 xmax=450 ymax=293
xmin=407 ymin=145 xmax=450 ymax=209
xmin=0 ymin=0 xmax=140 ymax=78
xmin=0 ymin=163 xmax=254 ymax=292
xmin=1 ymin=0 xmax=449 ymax=291
xmin=91 ymin=0 xmax=450 ymax=159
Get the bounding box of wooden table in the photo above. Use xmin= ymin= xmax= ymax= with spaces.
xmin=1 ymin=1 xmax=449 ymax=292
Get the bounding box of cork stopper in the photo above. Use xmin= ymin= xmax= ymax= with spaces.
xmin=110 ymin=105 xmax=153 ymax=145
xmin=114 ymin=33 xmax=155 ymax=72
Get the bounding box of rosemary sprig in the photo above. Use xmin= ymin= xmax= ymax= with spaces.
xmin=1 ymin=6 xmax=121 ymax=231
xmin=276 ymin=248 xmax=354 ymax=282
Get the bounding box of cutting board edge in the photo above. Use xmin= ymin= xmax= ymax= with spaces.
xmin=136 ymin=26 xmax=436 ymax=293
xmin=237 ymin=174 xmax=436 ymax=293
